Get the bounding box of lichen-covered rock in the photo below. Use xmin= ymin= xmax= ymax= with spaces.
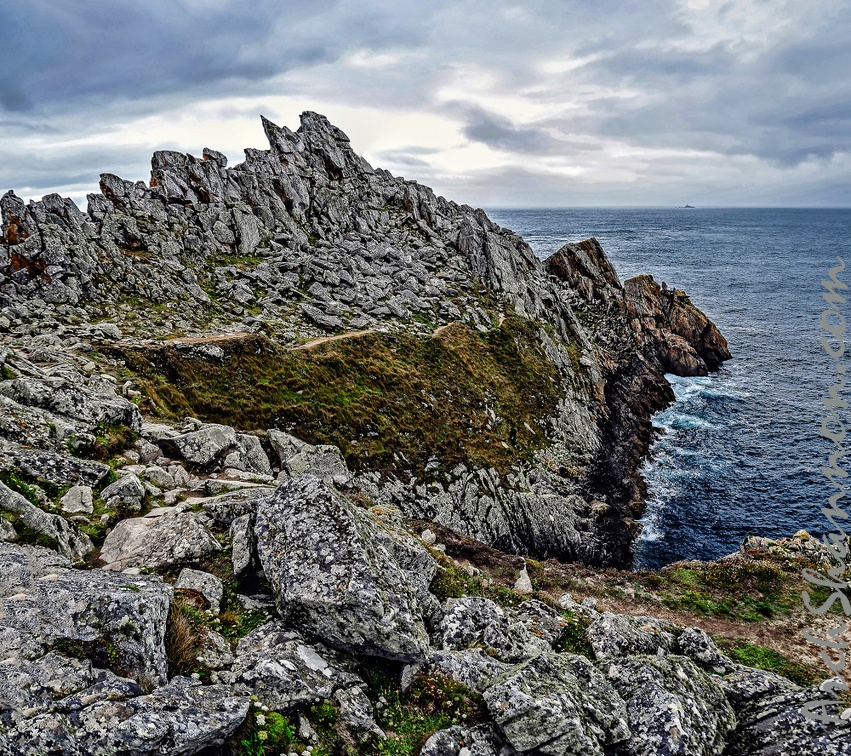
xmin=0 ymin=480 xmax=93 ymax=560
xmin=159 ymin=423 xmax=238 ymax=468
xmin=267 ymin=429 xmax=351 ymax=487
xmin=235 ymin=432 xmax=272 ymax=475
xmin=0 ymin=651 xmax=134 ymax=717
xmin=175 ymin=568 xmax=223 ymax=613
xmin=719 ymin=665 xmax=800 ymax=710
xmin=409 ymin=649 xmax=512 ymax=694
xmin=2 ymin=675 xmax=250 ymax=756
xmin=2 ymin=444 xmax=111 ymax=487
xmin=0 ymin=368 xmax=142 ymax=434
xmin=421 ymin=723 xmax=517 ymax=756
xmin=724 ymin=685 xmax=851 ymax=755
xmin=254 ymin=475 xmax=432 ymax=661
xmin=101 ymin=472 xmax=145 ymax=509
xmin=437 ymin=596 xmax=550 ymax=663
xmin=221 ymin=621 xmax=381 ymax=739
xmin=483 ymin=652 xmax=631 ymax=754
xmin=599 ymin=654 xmax=736 ymax=755
xmin=60 ymin=484 xmax=94 ymax=514
xmin=196 ymin=486 xmax=273 ymax=529
xmin=0 ymin=541 xmax=172 ymax=686
xmin=509 ymin=599 xmax=571 ymax=646
xmin=99 ymin=508 xmax=220 ymax=571
xmin=143 ymin=465 xmax=176 ymax=491
xmin=587 ymin=611 xmax=679 ymax=660
xmin=676 ymin=627 xmax=737 ymax=674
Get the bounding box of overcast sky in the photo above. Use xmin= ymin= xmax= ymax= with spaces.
xmin=1 ymin=0 xmax=849 ymax=208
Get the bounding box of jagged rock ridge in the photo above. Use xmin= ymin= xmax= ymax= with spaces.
xmin=0 ymin=111 xmax=728 ymax=569
xmin=0 ymin=114 xmax=838 ymax=753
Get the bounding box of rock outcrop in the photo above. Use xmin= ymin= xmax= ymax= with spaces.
xmin=0 ymin=111 xmax=777 ymax=754
xmin=255 ymin=474 xmax=434 ymax=662
xmin=0 ymin=111 xmax=729 ymax=569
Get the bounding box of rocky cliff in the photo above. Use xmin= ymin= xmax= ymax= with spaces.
xmin=3 ymin=114 xmax=838 ymax=756
xmin=0 ymin=111 xmax=728 ymax=570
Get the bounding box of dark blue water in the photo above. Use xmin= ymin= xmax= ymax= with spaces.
xmin=486 ymin=208 xmax=851 ymax=570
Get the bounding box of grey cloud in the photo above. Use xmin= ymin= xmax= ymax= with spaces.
xmin=455 ymin=105 xmax=601 ymax=156
xmin=0 ymin=0 xmax=848 ymax=206
xmin=0 ymin=0 xmax=439 ymax=113
xmin=375 ymin=151 xmax=432 ymax=167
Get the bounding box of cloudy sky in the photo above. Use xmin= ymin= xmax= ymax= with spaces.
xmin=1 ymin=0 xmax=849 ymax=208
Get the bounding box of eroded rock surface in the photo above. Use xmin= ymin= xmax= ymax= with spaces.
xmin=255 ymin=474 xmax=433 ymax=662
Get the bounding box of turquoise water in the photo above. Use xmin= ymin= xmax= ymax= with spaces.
xmin=487 ymin=208 xmax=851 ymax=569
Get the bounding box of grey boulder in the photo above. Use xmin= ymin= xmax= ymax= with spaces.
xmin=221 ymin=621 xmax=381 ymax=739
xmin=0 ymin=480 xmax=93 ymax=561
xmin=483 ymin=652 xmax=631 ymax=754
xmin=101 ymin=473 xmax=145 ymax=509
xmin=587 ymin=611 xmax=679 ymax=660
xmin=99 ymin=508 xmax=220 ymax=571
xmin=600 ymin=654 xmax=736 ymax=756
xmin=0 ymin=542 xmax=172 ymax=686
xmin=267 ymin=429 xmax=351 ymax=487
xmin=60 ymin=484 xmax=94 ymax=514
xmin=4 ymin=676 xmax=249 ymax=756
xmin=421 ymin=723 xmax=517 ymax=756
xmin=160 ymin=423 xmax=237 ymax=468
xmin=438 ymin=596 xmax=550 ymax=663
xmin=255 ymin=475 xmax=433 ymax=661
xmin=175 ymin=568 xmax=223 ymax=614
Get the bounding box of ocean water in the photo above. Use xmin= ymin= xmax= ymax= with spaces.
xmin=486 ymin=208 xmax=851 ymax=570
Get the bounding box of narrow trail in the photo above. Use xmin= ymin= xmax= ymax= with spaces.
xmin=158 ymin=315 xmax=506 ymax=351
xmin=292 ymin=329 xmax=375 ymax=351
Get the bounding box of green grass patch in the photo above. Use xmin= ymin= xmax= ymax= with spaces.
xmin=110 ymin=317 xmax=565 ymax=480
xmin=360 ymin=664 xmax=487 ymax=755
xmin=716 ymin=639 xmax=827 ymax=688
xmin=640 ymin=561 xmax=796 ymax=623
xmin=78 ymin=423 xmax=139 ymax=461
xmin=553 ymin=612 xmax=594 ymax=657
xmin=0 ymin=470 xmax=42 ymax=505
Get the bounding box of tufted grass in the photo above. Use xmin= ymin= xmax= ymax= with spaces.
xmin=636 ymin=561 xmax=796 ymax=623
xmin=110 ymin=317 xmax=565 ymax=481
xmin=715 ymin=639 xmax=827 ymax=688
xmin=359 ymin=663 xmax=487 ymax=755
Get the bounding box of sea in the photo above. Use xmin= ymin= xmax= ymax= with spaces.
xmin=486 ymin=208 xmax=851 ymax=570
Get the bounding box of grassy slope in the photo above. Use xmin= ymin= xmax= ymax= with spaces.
xmin=112 ymin=318 xmax=567 ymax=481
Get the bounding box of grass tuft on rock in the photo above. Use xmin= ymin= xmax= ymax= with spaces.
xmin=716 ymin=639 xmax=827 ymax=688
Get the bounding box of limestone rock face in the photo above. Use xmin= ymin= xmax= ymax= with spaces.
xmin=254 ymin=475 xmax=433 ymax=662
xmin=600 ymin=655 xmax=737 ymax=756
xmin=483 ymin=652 xmax=631 ymax=754
xmin=99 ymin=508 xmax=220 ymax=571
xmin=0 ymin=542 xmax=172 ymax=686
xmin=0 ymin=480 xmax=93 ymax=561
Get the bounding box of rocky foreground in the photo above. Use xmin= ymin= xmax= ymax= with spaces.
xmin=0 ymin=113 xmax=841 ymax=754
